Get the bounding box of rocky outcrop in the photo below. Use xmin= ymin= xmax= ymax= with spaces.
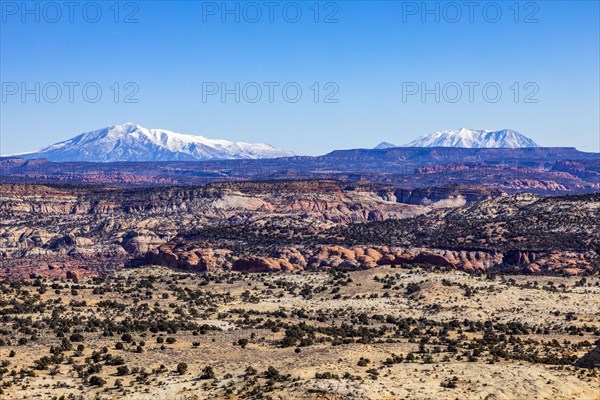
xmin=144 ymin=245 xmax=230 ymax=272
xmin=66 ymin=270 xmax=80 ymax=280
xmin=502 ymin=179 xmax=569 ymax=191
xmin=575 ymin=346 xmax=600 ymax=369
xmin=552 ymin=160 xmax=600 ymax=181
xmin=143 ymin=243 xmax=596 ymax=276
xmin=2 ymin=184 xmax=597 ymax=278
xmin=122 ymin=230 xmax=165 ymax=254
xmin=232 ymin=257 xmax=298 ymax=272
xmin=1 ymin=254 xmax=124 ymax=280
xmin=307 ymin=246 xmax=503 ymax=272
xmin=0 ymin=181 xmax=434 ymax=278
xmin=394 ymin=184 xmax=505 ymax=205
xmin=503 ymin=250 xmax=598 ymax=274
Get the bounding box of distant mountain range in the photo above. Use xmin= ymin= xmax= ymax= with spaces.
xmin=376 ymin=128 xmax=539 ymax=149
xmin=3 ymin=146 xmax=598 ymax=194
xmin=16 ymin=123 xmax=295 ymax=162
xmin=8 ymin=125 xmax=550 ymax=163
xmin=374 ymin=142 xmax=397 ymax=150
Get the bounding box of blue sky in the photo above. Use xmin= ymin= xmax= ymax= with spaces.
xmin=1 ymin=0 xmax=599 ymax=155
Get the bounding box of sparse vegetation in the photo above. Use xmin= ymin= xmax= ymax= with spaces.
xmin=0 ymin=266 xmax=597 ymax=398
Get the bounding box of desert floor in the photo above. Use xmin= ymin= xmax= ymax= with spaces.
xmin=1 ymin=266 xmax=599 ymax=399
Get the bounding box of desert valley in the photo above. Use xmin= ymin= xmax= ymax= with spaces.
xmin=0 ymin=125 xmax=599 ymax=399
xmin=3 ymin=2 xmax=599 ymax=397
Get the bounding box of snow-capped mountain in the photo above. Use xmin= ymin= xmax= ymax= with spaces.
xmin=404 ymin=128 xmax=539 ymax=148
xmin=374 ymin=142 xmax=397 ymax=150
xmin=18 ymin=123 xmax=295 ymax=162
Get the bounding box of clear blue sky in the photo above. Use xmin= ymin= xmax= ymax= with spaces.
xmin=1 ymin=0 xmax=599 ymax=155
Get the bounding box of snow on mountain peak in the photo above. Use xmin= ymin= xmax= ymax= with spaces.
xmin=18 ymin=124 xmax=296 ymax=162
xmin=403 ymin=128 xmax=539 ymax=148
xmin=374 ymin=142 xmax=397 ymax=150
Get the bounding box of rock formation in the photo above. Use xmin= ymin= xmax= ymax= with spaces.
xmin=575 ymin=346 xmax=600 ymax=368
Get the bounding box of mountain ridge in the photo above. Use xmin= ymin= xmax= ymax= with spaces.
xmin=374 ymin=142 xmax=397 ymax=150
xmin=406 ymin=128 xmax=540 ymax=148
xmin=376 ymin=128 xmax=540 ymax=149
xmin=16 ymin=123 xmax=295 ymax=162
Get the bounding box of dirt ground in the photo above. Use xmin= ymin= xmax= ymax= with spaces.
xmin=1 ymin=266 xmax=599 ymax=399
